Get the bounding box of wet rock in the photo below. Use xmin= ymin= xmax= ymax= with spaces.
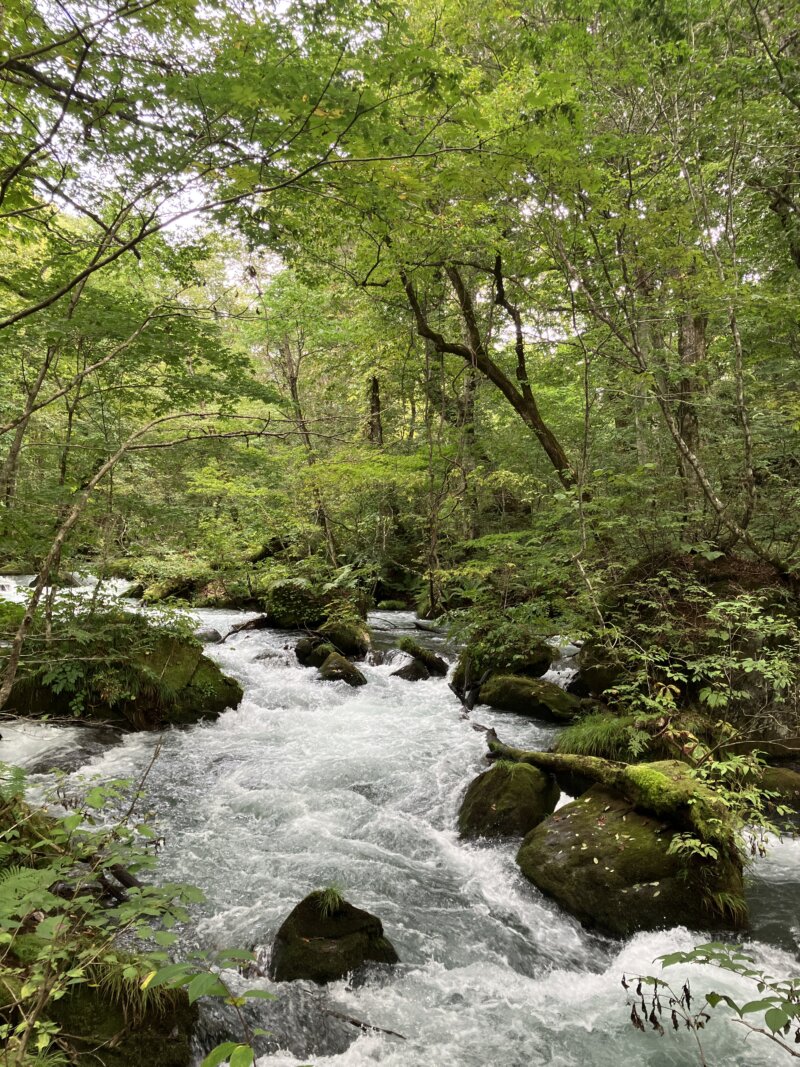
xmin=318 ymin=620 xmax=371 ymax=659
xmin=318 ymin=653 xmax=367 ymax=687
xmin=391 ymin=659 xmax=430 ymax=682
xmin=458 ymin=763 xmax=559 ymax=840
xmin=269 ymin=891 xmax=399 ymax=983
xmin=397 ymin=637 xmax=448 ymax=677
xmin=479 ymin=675 xmax=582 ymax=722
xmin=516 ymin=785 xmax=744 ymax=937
xmin=196 ymin=626 xmax=223 ymax=644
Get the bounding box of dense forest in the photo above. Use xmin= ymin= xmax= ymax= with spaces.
xmin=1 ymin=1 xmax=800 ymax=1065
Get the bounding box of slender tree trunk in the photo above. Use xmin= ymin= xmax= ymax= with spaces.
xmin=366 ymin=375 xmax=383 ymax=445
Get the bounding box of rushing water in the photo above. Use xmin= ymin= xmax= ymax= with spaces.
xmin=1 ymin=587 xmax=798 ymax=1066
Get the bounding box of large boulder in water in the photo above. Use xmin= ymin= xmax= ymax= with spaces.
xmin=516 ymin=785 xmax=745 ymax=937
xmin=318 ymin=652 xmax=367 ymax=687
xmin=391 ymin=658 xmax=430 ymax=682
xmin=458 ymin=763 xmax=559 ymax=840
xmin=269 ymin=891 xmax=399 ymax=983
xmin=479 ymin=675 xmax=582 ymax=722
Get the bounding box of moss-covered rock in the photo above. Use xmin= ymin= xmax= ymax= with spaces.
xmin=397 ymin=637 xmax=448 ymax=677
xmin=5 ymin=632 xmax=242 ymax=729
xmin=458 ymin=763 xmax=559 ymax=840
xmin=296 ymin=638 xmax=337 ymax=669
xmin=516 ymin=785 xmax=745 ymax=937
xmin=318 ymin=653 xmax=367 ymax=687
xmin=48 ymin=982 xmax=196 ymax=1067
xmin=269 ymin=891 xmax=398 ymax=983
xmin=377 ymin=599 xmax=408 ymax=611
xmin=318 ymin=619 xmax=371 ymax=659
xmin=479 ymin=675 xmax=582 ymax=722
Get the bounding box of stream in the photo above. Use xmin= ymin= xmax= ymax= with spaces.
xmin=1 ymin=581 xmax=798 ymax=1066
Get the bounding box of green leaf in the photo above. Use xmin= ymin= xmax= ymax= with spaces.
xmin=765 ymin=1007 xmax=790 ymax=1032
xmin=200 ymin=1042 xmax=238 ymax=1067
xmin=243 ymin=989 xmax=277 ymax=1001
xmin=229 ymin=1046 xmax=254 ymax=1067
xmin=187 ymin=972 xmax=229 ymax=1004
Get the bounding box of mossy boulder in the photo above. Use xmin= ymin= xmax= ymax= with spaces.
xmin=458 ymin=763 xmax=559 ymax=840
xmin=479 ymin=675 xmax=582 ymax=722
xmin=516 ymin=785 xmax=745 ymax=937
xmin=296 ymin=637 xmax=337 ymax=668
xmin=318 ymin=619 xmax=371 ymax=659
xmin=142 ymin=575 xmax=203 ymax=603
xmin=377 ymin=599 xmax=407 ymax=611
xmin=391 ymin=659 xmax=430 ymax=682
xmin=318 ymin=653 xmax=367 ymax=687
xmin=269 ymin=891 xmax=399 ymax=983
xmin=5 ymin=632 xmax=242 ymax=729
xmin=48 ymin=982 xmax=196 ymax=1067
xmin=397 ymin=637 xmax=448 ymax=677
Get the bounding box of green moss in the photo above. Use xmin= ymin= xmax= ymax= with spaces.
xmin=458 ymin=763 xmax=559 ymax=839
xmin=761 ymin=765 xmax=800 ymax=809
xmin=479 ymin=675 xmax=582 ymax=722
xmin=318 ymin=619 xmax=371 ymax=658
xmin=4 ymin=621 xmax=242 ymax=729
xmin=377 ymin=599 xmax=407 ymax=611
xmin=261 ymin=578 xmax=328 ymax=628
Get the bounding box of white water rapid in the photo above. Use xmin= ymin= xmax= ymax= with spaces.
xmin=1 ymin=590 xmax=798 ymax=1066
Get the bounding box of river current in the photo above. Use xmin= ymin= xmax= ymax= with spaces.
xmin=1 ymin=581 xmax=798 ymax=1066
